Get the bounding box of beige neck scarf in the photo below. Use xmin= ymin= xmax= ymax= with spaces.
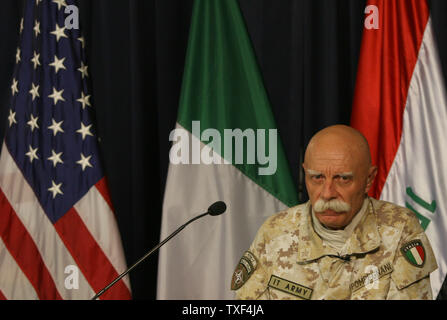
xmin=311 ymin=198 xmax=369 ymax=252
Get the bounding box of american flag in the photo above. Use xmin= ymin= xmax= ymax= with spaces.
xmin=0 ymin=0 xmax=131 ymax=299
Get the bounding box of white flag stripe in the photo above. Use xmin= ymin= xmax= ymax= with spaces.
xmin=0 ymin=144 xmax=95 ymax=299
xmin=0 ymin=237 xmax=38 ymax=300
xmin=380 ymin=19 xmax=447 ymax=297
xmin=74 ymin=186 xmax=131 ymax=290
xmin=157 ymin=124 xmax=287 ymax=299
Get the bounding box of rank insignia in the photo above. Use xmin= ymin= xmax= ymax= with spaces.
xmin=401 ymin=239 xmax=426 ymax=268
xmin=231 ymin=251 xmax=258 ymax=290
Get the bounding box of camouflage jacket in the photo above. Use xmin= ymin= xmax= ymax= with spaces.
xmin=232 ymin=198 xmax=438 ymax=300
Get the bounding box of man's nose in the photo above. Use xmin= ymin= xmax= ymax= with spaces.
xmin=321 ymin=179 xmax=338 ymax=200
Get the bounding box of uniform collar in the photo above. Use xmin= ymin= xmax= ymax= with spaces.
xmin=297 ymin=197 xmax=381 ymax=263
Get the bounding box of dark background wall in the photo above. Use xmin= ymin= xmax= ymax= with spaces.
xmin=1 ymin=0 xmax=446 ymax=299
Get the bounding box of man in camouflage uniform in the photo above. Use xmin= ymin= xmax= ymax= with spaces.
xmin=231 ymin=125 xmax=437 ymax=299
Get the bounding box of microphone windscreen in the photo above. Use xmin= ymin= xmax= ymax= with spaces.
xmin=208 ymin=201 xmax=227 ymax=216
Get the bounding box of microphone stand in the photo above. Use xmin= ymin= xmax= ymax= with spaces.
xmin=91 ymin=211 xmax=209 ymax=300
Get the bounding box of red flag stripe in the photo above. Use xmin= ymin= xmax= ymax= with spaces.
xmin=0 ymin=290 xmax=6 ymax=300
xmin=351 ymin=0 xmax=429 ymax=198
xmin=0 ymin=190 xmax=62 ymax=300
xmin=0 ymin=237 xmax=39 ymax=299
xmin=74 ymin=183 xmax=131 ymax=291
xmin=95 ymin=178 xmax=115 ymax=212
xmin=416 ymin=246 xmax=425 ymax=262
xmin=54 ymin=208 xmax=131 ymax=300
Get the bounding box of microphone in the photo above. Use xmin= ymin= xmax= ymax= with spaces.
xmin=91 ymin=201 xmax=227 ymax=300
xmin=207 ymin=201 xmax=226 ymax=216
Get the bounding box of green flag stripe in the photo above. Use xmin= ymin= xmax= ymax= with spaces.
xmin=177 ymin=0 xmax=298 ymax=207
xmin=405 ymin=251 xmax=417 ymax=266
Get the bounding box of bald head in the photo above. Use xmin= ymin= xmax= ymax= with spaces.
xmin=303 ymin=125 xmax=377 ymax=229
xmin=304 ymin=125 xmax=372 ymax=171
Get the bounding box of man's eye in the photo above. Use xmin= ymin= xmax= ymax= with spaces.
xmin=312 ymin=175 xmax=323 ymax=180
xmin=338 ymin=175 xmax=352 ymax=183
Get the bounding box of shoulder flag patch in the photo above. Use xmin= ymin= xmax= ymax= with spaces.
xmin=401 ymin=239 xmax=426 ymax=268
xmin=231 ymin=251 xmax=258 ymax=290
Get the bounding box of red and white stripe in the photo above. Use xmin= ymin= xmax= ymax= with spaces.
xmin=0 ymin=143 xmax=131 ymax=299
xmin=352 ymin=0 xmax=447 ymax=297
xmin=410 ymin=247 xmax=425 ymax=266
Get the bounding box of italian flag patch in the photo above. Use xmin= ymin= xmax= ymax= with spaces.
xmin=401 ymin=240 xmax=426 ymax=268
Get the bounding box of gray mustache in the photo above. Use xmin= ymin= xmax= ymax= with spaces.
xmin=313 ymin=199 xmax=351 ymax=213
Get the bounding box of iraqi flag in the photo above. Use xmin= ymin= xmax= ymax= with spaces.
xmin=157 ymin=0 xmax=298 ymax=299
xmin=351 ymin=0 xmax=447 ymax=298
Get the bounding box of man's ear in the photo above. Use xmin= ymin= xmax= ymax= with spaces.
xmin=365 ymin=166 xmax=378 ymax=193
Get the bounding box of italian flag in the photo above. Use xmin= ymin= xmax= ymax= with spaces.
xmin=351 ymin=0 xmax=447 ymax=297
xmin=407 ymin=246 xmax=425 ymax=267
xmin=157 ymin=0 xmax=298 ymax=299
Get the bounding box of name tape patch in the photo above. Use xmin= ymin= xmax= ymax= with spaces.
xmin=349 ymin=262 xmax=394 ymax=292
xmin=268 ymin=275 xmax=313 ymax=300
